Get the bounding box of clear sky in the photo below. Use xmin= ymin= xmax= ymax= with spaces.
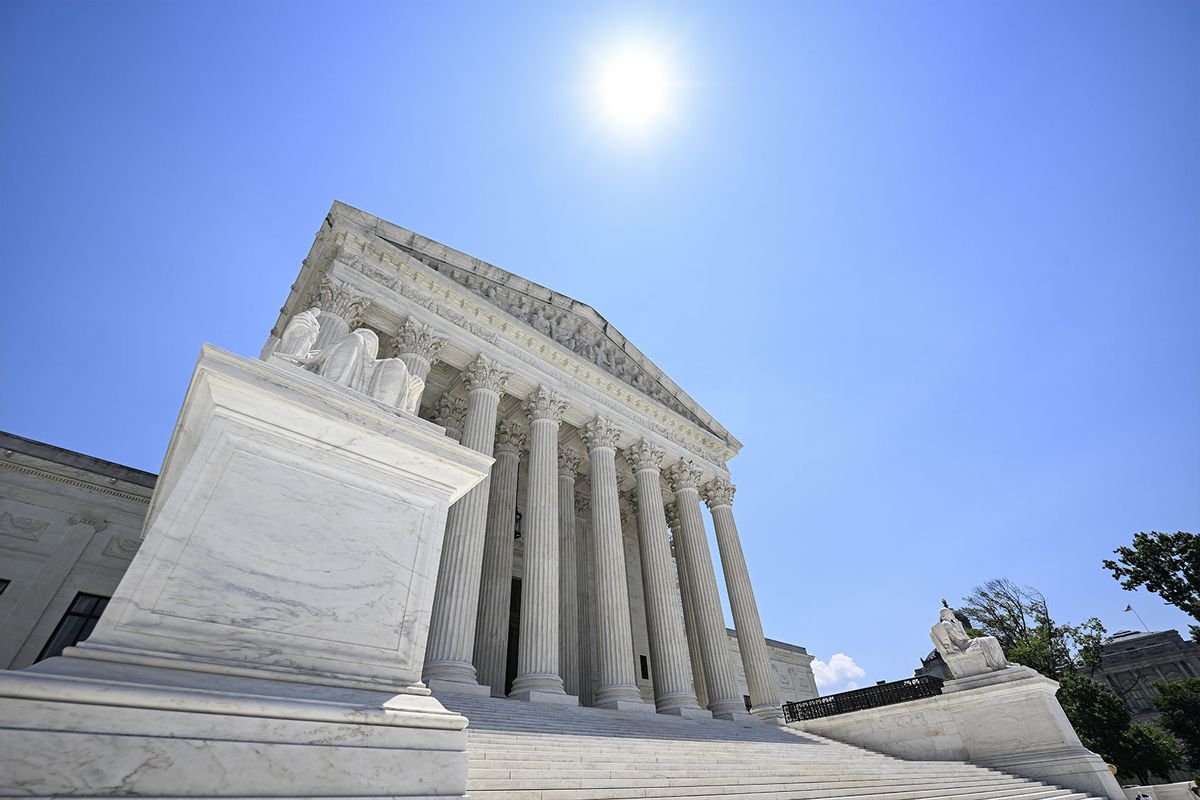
xmin=2 ymin=1 xmax=1197 ymax=692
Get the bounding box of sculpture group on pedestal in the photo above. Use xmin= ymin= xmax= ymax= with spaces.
xmin=274 ymin=307 xmax=423 ymax=414
xmin=930 ymin=604 xmax=1011 ymax=679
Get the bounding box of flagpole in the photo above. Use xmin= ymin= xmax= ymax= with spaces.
xmin=1124 ymin=604 xmax=1151 ymax=633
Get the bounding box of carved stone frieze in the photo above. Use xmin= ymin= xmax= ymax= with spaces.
xmin=581 ymin=417 xmax=621 ymax=451
xmin=102 ymin=535 xmax=140 ymax=559
xmin=322 ymin=229 xmax=735 ymax=466
xmin=0 ymin=511 xmax=50 ymax=541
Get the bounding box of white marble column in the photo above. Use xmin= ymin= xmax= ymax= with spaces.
xmin=309 ymin=275 xmax=370 ymax=350
xmin=433 ymin=395 xmax=467 ymax=442
xmin=392 ymin=319 xmax=445 ymax=411
xmin=557 ymin=448 xmax=582 ymax=698
xmin=666 ymin=501 xmax=709 ymax=709
xmin=473 ymin=421 xmax=524 ymax=697
xmin=704 ymin=478 xmax=784 ymax=723
xmin=575 ymin=492 xmax=596 ymax=707
xmin=627 ymin=441 xmax=708 ymax=718
xmin=510 ymin=387 xmax=573 ymax=703
xmin=667 ymin=461 xmax=748 ymax=721
xmin=583 ymin=417 xmax=653 ymax=713
xmin=423 ymin=357 xmax=509 ymax=692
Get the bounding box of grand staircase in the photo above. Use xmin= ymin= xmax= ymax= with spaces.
xmin=437 ymin=692 xmax=1105 ymax=800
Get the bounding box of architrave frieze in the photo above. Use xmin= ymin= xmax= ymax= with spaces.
xmin=272 ymin=215 xmax=738 ymax=474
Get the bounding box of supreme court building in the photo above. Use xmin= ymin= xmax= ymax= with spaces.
xmin=0 ymin=201 xmax=817 ymax=720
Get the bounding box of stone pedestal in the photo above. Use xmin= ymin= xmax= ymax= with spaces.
xmin=0 ymin=345 xmax=492 ymax=798
xmin=794 ymin=665 xmax=1125 ymax=800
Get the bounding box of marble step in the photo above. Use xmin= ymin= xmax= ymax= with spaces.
xmin=469 ymin=767 xmax=1014 ymax=781
xmin=463 ymin=785 xmax=1091 ymax=800
xmin=468 ymin=774 xmax=1034 ymax=791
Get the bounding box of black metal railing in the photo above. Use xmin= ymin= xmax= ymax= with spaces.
xmin=782 ymin=675 xmax=944 ymax=722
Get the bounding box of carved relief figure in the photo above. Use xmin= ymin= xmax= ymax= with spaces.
xmin=276 ymin=308 xmax=322 ymax=357
xmin=366 ymin=358 xmax=422 ymax=414
xmin=930 ymin=605 xmax=1010 ymax=678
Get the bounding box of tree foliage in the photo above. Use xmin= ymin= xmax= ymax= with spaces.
xmin=1103 ymin=531 xmax=1200 ymax=641
xmin=959 ymin=579 xmax=1105 ymax=680
xmin=1154 ymin=678 xmax=1200 ymax=767
xmin=1118 ymin=723 xmax=1185 ymax=785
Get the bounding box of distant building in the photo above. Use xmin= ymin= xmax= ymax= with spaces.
xmin=1089 ymin=629 xmax=1200 ymax=723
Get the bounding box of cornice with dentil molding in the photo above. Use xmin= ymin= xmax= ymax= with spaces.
xmin=316 ymin=229 xmax=736 ymax=467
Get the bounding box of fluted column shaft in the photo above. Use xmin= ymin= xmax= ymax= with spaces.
xmin=510 ymin=387 xmax=568 ymax=699
xmin=576 ymin=496 xmax=596 ymax=706
xmin=667 ymin=502 xmax=709 ymax=708
xmin=557 ymin=450 xmax=582 ymax=697
xmin=423 ymin=358 xmax=508 ymax=688
xmin=629 ymin=442 xmax=703 ymax=715
xmin=705 ymin=480 xmax=783 ymax=723
xmin=584 ymin=418 xmax=646 ymax=709
xmin=668 ymin=463 xmax=745 ymax=719
xmin=473 ymin=422 xmax=524 ymax=696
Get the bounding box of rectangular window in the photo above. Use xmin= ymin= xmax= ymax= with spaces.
xmin=744 ymin=695 xmax=753 ymax=712
xmin=639 ymin=654 xmax=649 ymax=680
xmin=36 ymin=592 xmax=110 ymax=662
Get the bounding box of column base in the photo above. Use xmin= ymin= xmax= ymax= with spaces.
xmin=594 ymin=697 xmax=657 ymax=714
xmin=422 ymin=661 xmax=480 ymax=686
xmin=660 ymin=705 xmax=713 ymax=720
xmin=511 ymin=689 xmax=579 ymax=705
xmin=750 ymin=705 xmax=785 ymax=724
xmin=509 ymin=672 xmax=566 ymax=698
xmin=427 ymin=679 xmax=493 ymax=697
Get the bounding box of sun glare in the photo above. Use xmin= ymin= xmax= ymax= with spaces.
xmin=597 ymin=46 xmax=672 ymax=130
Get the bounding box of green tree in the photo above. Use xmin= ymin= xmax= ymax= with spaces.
xmin=1057 ymin=674 xmax=1182 ymax=783
xmin=1103 ymin=531 xmax=1200 ymax=641
xmin=1117 ymin=723 xmax=1184 ymax=785
xmin=1154 ymin=678 xmax=1200 ymax=767
xmin=960 ymin=579 xmax=1105 ymax=680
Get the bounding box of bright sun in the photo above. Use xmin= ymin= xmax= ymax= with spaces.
xmin=596 ymin=47 xmax=671 ymax=130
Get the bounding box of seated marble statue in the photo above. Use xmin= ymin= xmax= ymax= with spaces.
xmin=275 ymin=308 xmax=322 ymax=358
xmin=367 ymin=358 xmax=422 ymax=414
xmin=930 ymin=606 xmax=1010 ymax=679
xmin=313 ymin=328 xmax=379 ymax=394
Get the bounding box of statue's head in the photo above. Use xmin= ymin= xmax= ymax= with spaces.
xmin=939 ymin=607 xmax=957 ymax=623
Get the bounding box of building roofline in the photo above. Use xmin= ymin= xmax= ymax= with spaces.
xmin=0 ymin=431 xmax=158 ymax=489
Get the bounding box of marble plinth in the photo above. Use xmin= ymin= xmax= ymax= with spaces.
xmin=0 ymin=345 xmax=492 ymax=797
xmin=510 ymin=689 xmax=580 ymax=705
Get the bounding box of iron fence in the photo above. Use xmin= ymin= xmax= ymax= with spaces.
xmin=782 ymin=675 xmax=944 ymax=722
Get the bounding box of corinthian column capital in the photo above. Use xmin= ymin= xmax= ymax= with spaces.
xmin=665 ymin=461 xmax=704 ymax=493
xmin=494 ymin=420 xmax=526 ymax=455
xmin=701 ymin=478 xmax=736 ymax=509
xmin=464 ymin=356 xmax=510 ymax=394
xmin=393 ymin=318 xmax=446 ymax=361
xmin=308 ymin=275 xmax=370 ymax=322
xmin=664 ymin=501 xmax=681 ymax=532
xmin=525 ymin=386 xmax=567 ymax=423
xmin=581 ymin=417 xmax=621 ymax=451
xmin=558 ymin=447 xmax=582 ymax=478
xmin=625 ymin=439 xmax=665 ymax=473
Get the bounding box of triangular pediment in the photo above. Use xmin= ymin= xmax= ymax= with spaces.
xmin=332 ymin=203 xmax=735 ymax=448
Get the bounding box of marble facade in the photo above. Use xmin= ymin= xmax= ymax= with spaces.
xmin=257 ymin=201 xmax=806 ymax=722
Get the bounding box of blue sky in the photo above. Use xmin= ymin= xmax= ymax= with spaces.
xmin=2 ymin=1 xmax=1197 ymax=692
